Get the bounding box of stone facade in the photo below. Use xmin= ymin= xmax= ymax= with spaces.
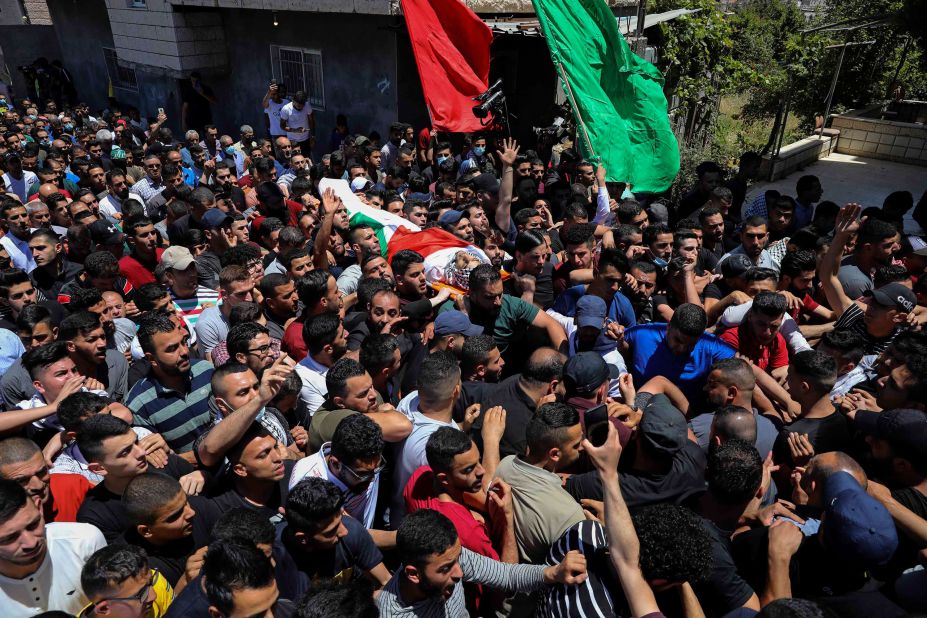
xmin=832 ymin=112 xmax=927 ymax=167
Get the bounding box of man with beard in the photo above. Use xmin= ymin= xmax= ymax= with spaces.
xmin=444 ymin=264 xmax=566 ymax=366
xmin=0 ymin=479 xmax=105 ymax=615
xmin=778 ymin=250 xmax=835 ymax=324
xmin=118 ymin=217 xmax=163 ymax=289
xmin=0 ymin=437 xmax=93 ymax=523
xmin=438 ymin=210 xmax=475 ymax=244
xmin=226 ymin=322 xmax=277 ymax=381
xmin=66 ymin=286 xmax=136 ymax=357
xmin=294 ymin=312 xmax=348 ymax=414
xmin=503 ymin=230 xmax=556 ymax=310
xmin=459 ymin=334 xmax=504 ymax=383
xmin=719 ymin=216 xmax=777 ymax=272
xmin=28 ymin=229 xmax=82 ymax=299
xmin=59 ymin=311 xmax=129 ymax=403
xmin=336 ymin=223 xmax=382 ymax=296
xmin=258 ymin=273 xmax=298 ymax=341
xmin=838 ymin=216 xmax=902 ymax=299
xmin=0 ymin=199 xmax=36 ymax=272
xmin=162 ymin=245 xmax=220 ymax=329
xmin=126 ymin=312 xmax=214 ymax=457
xmin=719 ymin=291 xmax=790 ymax=379
xmin=554 ymin=249 xmax=637 ymax=328
xmin=98 ymin=169 xmax=141 ymax=222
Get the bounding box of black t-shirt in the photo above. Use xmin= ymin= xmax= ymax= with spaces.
xmin=773 ymin=412 xmax=852 ymax=467
xmin=455 ymin=376 xmax=537 ymax=458
xmin=704 ymin=278 xmax=734 ymax=301
xmin=502 ymin=259 xmax=556 ymax=310
xmin=274 ymin=516 xmax=383 ymax=601
xmin=565 ymin=441 xmax=707 ymax=508
xmin=693 ymin=516 xmax=755 ymax=617
xmin=204 ymin=459 xmax=295 ymax=527
xmin=114 ymin=494 xmax=214 ymax=586
xmin=881 ymin=487 xmax=927 ymax=577
xmin=76 ymin=455 xmax=195 ymax=541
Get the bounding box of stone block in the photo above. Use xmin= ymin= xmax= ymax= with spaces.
xmin=861 ymin=141 xmax=878 ymax=154
xmin=877 ymin=143 xmax=893 ymax=155
xmin=177 ymin=41 xmax=197 ymax=55
xmin=879 ymin=132 xmax=895 ymax=145
xmin=906 ymin=148 xmax=924 ymax=160
xmin=895 ymin=136 xmax=909 ymax=148
xmin=909 ymin=138 xmax=925 ymax=150
xmin=848 ymin=139 xmax=864 ymax=152
xmin=891 ymin=146 xmax=907 ymax=158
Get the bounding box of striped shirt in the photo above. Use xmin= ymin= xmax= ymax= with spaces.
xmin=376 ymin=547 xmax=547 ymax=617
xmin=834 ymin=303 xmax=903 ymax=356
xmin=127 ymin=359 xmax=214 ymax=453
xmin=170 ymin=286 xmax=220 ymax=328
xmin=540 ymin=521 xmax=621 ymax=618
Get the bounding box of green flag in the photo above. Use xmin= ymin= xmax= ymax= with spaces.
xmin=532 ymin=0 xmax=680 ymax=193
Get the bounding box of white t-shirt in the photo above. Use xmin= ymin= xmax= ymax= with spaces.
xmin=0 ymin=522 xmax=106 ymax=617
xmin=0 ymin=232 xmax=36 ymax=272
xmin=278 ymin=101 xmax=312 ymax=143
xmin=98 ymin=191 xmax=143 ymax=220
xmin=265 ymin=97 xmax=290 ymax=137
xmin=2 ymin=171 xmax=39 ymax=201
xmin=294 ymin=354 xmax=329 ymax=416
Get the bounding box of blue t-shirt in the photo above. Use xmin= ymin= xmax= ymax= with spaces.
xmin=624 ymin=323 xmax=736 ymax=407
xmin=552 ymin=286 xmax=637 ymax=328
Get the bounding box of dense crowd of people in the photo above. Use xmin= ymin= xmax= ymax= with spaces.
xmin=0 ymin=79 xmax=926 ymax=618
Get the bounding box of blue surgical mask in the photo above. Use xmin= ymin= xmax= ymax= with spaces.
xmin=225 ymin=146 xmax=236 ymax=155
xmin=436 ymin=154 xmax=449 ymax=166
xmin=472 ymin=146 xmax=485 ymax=157
xmin=63 ymin=123 xmax=74 ymax=132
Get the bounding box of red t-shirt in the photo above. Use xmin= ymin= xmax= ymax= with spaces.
xmin=719 ymin=323 xmax=789 ymax=372
xmin=282 ymin=318 xmax=308 ymax=362
xmin=788 ymin=292 xmax=821 ymax=320
xmin=119 ymin=248 xmax=165 ymax=290
xmin=404 ymin=466 xmax=499 ymax=560
xmin=47 ymin=473 xmax=93 ymax=523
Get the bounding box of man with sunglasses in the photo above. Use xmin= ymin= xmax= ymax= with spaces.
xmin=79 ymin=544 xmax=172 ymax=618
xmin=131 ymin=153 xmax=165 ymax=207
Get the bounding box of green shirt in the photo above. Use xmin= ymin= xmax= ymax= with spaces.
xmin=439 ymin=294 xmax=539 ymax=353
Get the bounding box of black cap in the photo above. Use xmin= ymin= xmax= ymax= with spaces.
xmin=864 ymin=282 xmax=916 ymax=313
xmin=720 ymin=254 xmax=753 ymax=279
xmin=562 ymin=352 xmax=619 ymax=397
xmin=639 ymin=394 xmax=687 ymax=456
xmin=89 ymin=220 xmax=125 ymax=246
xmin=854 ymin=408 xmax=927 ymax=460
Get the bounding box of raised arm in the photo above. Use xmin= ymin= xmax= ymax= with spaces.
xmin=312 ymin=188 xmax=337 ymax=270
xmin=817 ymin=203 xmax=861 ymax=317
xmin=531 ymin=308 xmax=568 ymax=353
xmin=494 ymin=138 xmax=520 ymax=233
xmin=583 ymin=422 xmax=661 ymax=617
xmin=592 ymin=164 xmax=610 ymax=225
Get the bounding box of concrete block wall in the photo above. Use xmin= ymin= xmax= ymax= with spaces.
xmin=833 ymin=115 xmax=927 ymax=167
xmin=23 ymin=0 xmax=51 ymax=24
xmin=761 ymin=130 xmax=839 ymax=181
xmin=105 ymin=0 xmax=227 ymax=74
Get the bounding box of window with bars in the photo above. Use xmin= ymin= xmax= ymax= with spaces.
xmin=269 ymin=45 xmax=325 ymax=110
xmin=102 ymin=47 xmax=139 ymax=92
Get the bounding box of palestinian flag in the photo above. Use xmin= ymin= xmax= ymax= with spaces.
xmin=318 ymin=178 xmax=420 ymax=255
xmin=387 ymin=226 xmax=490 ymax=288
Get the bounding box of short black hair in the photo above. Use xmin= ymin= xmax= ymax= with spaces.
xmin=757 ymin=598 xmax=825 ymax=618
xmin=286 ymin=477 xmax=345 ymax=533
xmin=792 ymin=349 xmax=837 ymax=390
xmin=325 ymin=358 xmax=366 ymax=399
xmin=22 ymin=340 xmax=71 ymax=380
xmin=81 ymin=544 xmax=149 ymax=600
xmin=137 ymin=311 xmax=177 ymax=354
xmin=221 ymin=243 xmax=262 ymax=268
xmin=874 ymin=264 xmax=911 ymax=288
xmin=669 ymin=303 xmax=707 ymax=337
xmin=212 ymin=507 xmax=276 ymax=547
xmin=425 ymin=427 xmax=473 ymax=473
xmin=359 ymin=334 xmax=398 ymax=376
xmin=561 ymin=223 xmax=596 ymax=248
xmin=460 ymin=334 xmax=496 ymax=375
xmin=780 ymin=250 xmax=817 ymax=278
xmin=76 ymin=413 xmax=134 ymax=463
xmin=304 ymin=311 xmax=343 ymax=356
xmin=643 ymin=223 xmax=671 ymax=246
xmin=397 ymin=508 xmax=459 ymax=568
xmin=629 ymin=259 xmax=657 ymax=275
xmin=296 ymin=579 xmax=379 ymax=618
xmin=331 ymin=414 xmax=383 ymax=466
xmin=526 ymin=402 xmax=579 ymax=456
xmin=0 ymin=478 xmax=29 ymax=523
xmin=258 ymin=272 xmax=292 ymax=299
xmin=356 ymin=277 xmax=393 ymax=308
xmin=468 ymin=264 xmax=500 ymax=292
xmin=632 ymin=504 xmax=713 ymax=584
xmin=204 ymin=538 xmax=275 ymax=616
xmin=818 ymin=329 xmax=865 ymax=368
xmin=124 ymin=473 xmax=183 ymax=526
xmin=707 ymin=439 xmax=762 ymax=505
xmin=391 ymin=250 xmax=424 ymax=277
xmin=134 ymin=283 xmax=169 ymax=312
xmin=56 ymin=391 xmax=109 ymax=433
xmin=83 ymin=251 xmax=120 ymax=280
xmin=58 ymin=310 xmax=102 ymax=342
xmin=68 ymin=286 xmax=105 ymax=312
xmin=750 ymin=291 xmax=787 ymax=318
xmin=616 ymin=200 xmax=643 ymax=224
xmin=744 ymin=267 xmax=779 ymax=284
xmin=858 ymin=217 xmax=898 ymax=247
xmin=514 ymin=230 xmax=546 ymax=255
xmin=297 ymin=270 xmax=332 ymax=308
xmin=227 ymin=322 xmax=270 ymax=360
xmin=15 ymin=303 xmax=53 ymax=332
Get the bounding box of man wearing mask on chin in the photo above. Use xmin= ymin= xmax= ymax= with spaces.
xmin=459 ymin=133 xmax=492 ymax=177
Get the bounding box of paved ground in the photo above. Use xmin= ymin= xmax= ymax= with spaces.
xmin=746 ymin=152 xmax=927 ymax=234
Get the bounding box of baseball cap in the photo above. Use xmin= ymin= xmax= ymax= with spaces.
xmin=89 ymin=220 xmax=125 ymax=246
xmin=160 ymin=245 xmax=195 ymax=271
xmin=471 ymin=173 xmax=500 ymax=195
xmin=720 ymin=254 xmax=753 ymax=279
xmin=353 ymin=135 xmax=371 ymax=148
xmin=575 ymin=295 xmax=608 ymax=330
xmin=408 ymin=192 xmax=433 ymax=203
xmin=639 ymin=394 xmax=688 ymax=456
xmin=907 ymin=236 xmax=927 ymax=257
xmin=853 ymin=408 xmax=927 ymax=457
xmin=200 ymin=209 xmax=233 ymax=230
xmin=434 ymin=310 xmax=483 ymax=338
xmin=351 ymin=177 xmax=372 ymax=193
xmin=562 ymin=352 xmax=619 ymax=398
xmin=438 ymin=210 xmax=464 ymax=226
xmin=822 ymin=471 xmax=898 ymax=565
xmin=864 ymin=282 xmax=916 ymax=313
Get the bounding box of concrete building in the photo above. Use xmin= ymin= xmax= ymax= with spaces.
xmin=40 ymin=0 xmax=638 ymax=148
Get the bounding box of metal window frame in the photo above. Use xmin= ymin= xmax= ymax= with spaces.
xmin=269 ymin=44 xmax=325 ymax=110
xmin=127 ymin=0 xmax=147 ymax=7
xmin=102 ymin=47 xmax=139 ymax=93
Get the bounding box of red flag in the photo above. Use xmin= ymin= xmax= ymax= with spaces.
xmin=400 ymin=0 xmax=492 ymax=133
